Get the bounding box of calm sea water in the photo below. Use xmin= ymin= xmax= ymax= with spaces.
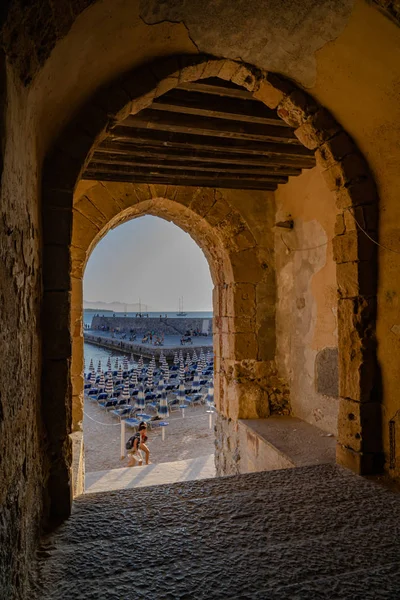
xmin=83 ymin=310 xmax=213 ymax=327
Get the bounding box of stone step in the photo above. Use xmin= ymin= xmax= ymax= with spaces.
xmin=85 ymin=454 xmax=216 ymax=493
xmin=34 ymin=465 xmax=400 ymax=599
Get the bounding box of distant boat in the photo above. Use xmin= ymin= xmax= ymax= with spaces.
xmin=176 ymin=296 xmax=187 ymax=316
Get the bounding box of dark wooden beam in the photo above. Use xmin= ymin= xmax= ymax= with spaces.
xmin=119 ymin=110 xmax=299 ymax=144
xmin=177 ymin=80 xmax=253 ymax=100
xmin=82 ymin=172 xmax=279 ymax=191
xmin=147 ymin=89 xmax=289 ymax=127
xmin=107 ymin=128 xmax=313 ymax=158
xmin=90 ymin=153 xmax=302 ymax=176
xmin=85 ymin=162 xmax=289 ymax=184
xmin=95 ymin=142 xmax=315 ymax=169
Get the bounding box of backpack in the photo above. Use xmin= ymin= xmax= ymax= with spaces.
xmin=126 ymin=433 xmax=139 ymax=450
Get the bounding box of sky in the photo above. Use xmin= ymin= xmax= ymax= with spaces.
xmin=83 ymin=216 xmax=213 ymax=311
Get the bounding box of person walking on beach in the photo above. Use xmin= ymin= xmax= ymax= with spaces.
xmin=127 ymin=422 xmax=150 ymax=467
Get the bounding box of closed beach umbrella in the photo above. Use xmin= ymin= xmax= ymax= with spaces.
xmin=179 ymin=350 xmax=183 ymax=362
xmin=158 ymin=387 xmax=169 ymax=418
xmin=192 ymin=372 xmax=200 ymax=392
xmin=163 ymin=363 xmax=170 ymax=382
xmin=192 ymin=350 xmax=198 ymax=364
xmin=134 ymin=383 xmax=146 ymax=411
xmin=98 ymin=372 xmax=105 ymax=391
xmin=178 ymin=359 xmax=185 ymax=381
xmin=123 ymin=356 xmax=129 ymax=371
xmin=89 ymin=359 xmax=95 ymax=374
xmin=105 ymin=377 xmax=114 ymax=397
xmin=117 ymin=365 xmax=123 ymax=381
xmin=173 ymin=351 xmax=179 ymax=365
xmin=185 ymin=353 xmax=192 ymax=368
xmin=138 ymin=355 xmax=144 ymax=371
xmin=177 ymin=381 xmax=185 ymax=403
xmin=121 ymin=379 xmax=130 ymax=404
xmin=114 ymin=357 xmax=119 ymax=371
xmin=206 ymin=351 xmax=212 ymax=364
xmin=106 ymin=356 xmax=112 ymax=370
xmin=146 ymin=368 xmax=154 ymax=390
xmin=199 ymin=349 xmax=207 ymax=372
xmin=156 ymin=377 xmax=165 ymax=398
xmin=130 ymin=368 xmax=138 ymax=388
xmin=97 ymin=360 xmax=102 ymax=373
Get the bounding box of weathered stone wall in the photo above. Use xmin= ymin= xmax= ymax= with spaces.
xmin=90 ymin=316 xmax=212 ymax=335
xmin=274 ymin=167 xmax=339 ymax=434
xmin=0 ymin=66 xmax=44 ymax=598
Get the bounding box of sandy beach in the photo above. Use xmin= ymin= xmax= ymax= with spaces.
xmin=83 ymin=395 xmax=215 ymax=473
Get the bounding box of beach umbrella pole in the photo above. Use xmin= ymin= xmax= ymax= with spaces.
xmin=162 ymin=426 xmax=165 ymax=441
xmin=120 ymin=420 xmax=126 ymax=460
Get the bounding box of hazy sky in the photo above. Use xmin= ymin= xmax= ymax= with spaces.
xmin=83 ymin=216 xmax=213 ymax=311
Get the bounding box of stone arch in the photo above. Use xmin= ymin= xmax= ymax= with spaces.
xmin=42 ymin=54 xmax=380 ymax=521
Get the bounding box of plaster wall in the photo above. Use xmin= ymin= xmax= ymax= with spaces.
xmin=274 ymin=168 xmax=338 ymax=434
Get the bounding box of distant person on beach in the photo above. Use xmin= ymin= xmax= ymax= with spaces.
xmin=127 ymin=422 xmax=150 ymax=467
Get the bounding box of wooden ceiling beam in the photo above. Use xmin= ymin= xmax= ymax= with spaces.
xmin=118 ymin=110 xmax=299 ymax=144
xmin=107 ymin=128 xmax=313 ymax=158
xmin=95 ymin=142 xmax=315 ymax=169
xmin=91 ymin=153 xmax=302 ymax=176
xmin=82 ymin=172 xmax=279 ymax=191
xmin=85 ymin=162 xmax=289 ymax=184
xmin=176 ymin=80 xmax=253 ymax=100
xmin=144 ymin=89 xmax=289 ymax=127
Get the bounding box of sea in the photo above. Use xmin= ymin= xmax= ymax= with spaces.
xmin=83 ymin=310 xmax=213 ymax=367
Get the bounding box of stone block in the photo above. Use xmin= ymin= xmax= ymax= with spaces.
xmin=217 ymin=59 xmax=243 ymax=82
xmin=205 ymin=198 xmax=232 ymax=226
xmin=334 ymin=179 xmax=378 ymax=209
xmin=226 ymin=283 xmax=256 ymax=318
xmin=294 ymin=108 xmax=341 ymax=150
xmin=230 ymin=64 xmax=259 ymax=91
xmin=71 ymin=246 xmax=87 ymax=279
xmin=178 ymin=54 xmax=208 ymax=83
xmin=72 ymin=209 xmax=100 ymax=250
xmin=332 ymin=230 xmax=376 ymax=264
xmin=334 ymin=213 xmax=346 ymax=236
xmin=190 ymin=187 xmax=216 ymax=217
xmin=337 ymin=398 xmax=382 ymax=454
xmin=232 ymin=228 xmax=256 ymax=252
xmin=338 ymin=297 xmax=377 ymax=402
xmin=43 ymin=245 xmax=71 ymax=291
xmin=315 ymin=132 xmax=357 ymax=169
xmin=85 ymin=184 xmax=122 ymax=222
xmin=234 ymin=333 xmax=258 ymax=361
xmin=42 ymin=291 xmax=71 ymax=360
xmin=321 ymin=154 xmax=370 ymax=192
xmin=230 ymin=249 xmax=264 ymax=283
xmin=74 ymin=196 xmax=107 ymax=229
xmin=255 ymin=282 xmax=276 ymax=318
xmin=252 ymin=78 xmax=285 ymax=109
xmin=256 ymin=316 xmax=276 ymax=361
xmin=43 ymin=207 xmax=72 ymax=246
xmin=277 ymin=89 xmax=318 ymax=128
xmin=337 ymin=261 xmax=377 ymax=299
xmin=315 ymin=348 xmax=339 ymax=397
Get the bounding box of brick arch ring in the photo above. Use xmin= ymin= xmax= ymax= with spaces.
xmin=42 ymin=54 xmax=380 ymax=522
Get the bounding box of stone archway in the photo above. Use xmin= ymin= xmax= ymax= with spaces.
xmin=42 ymin=54 xmax=380 ymax=521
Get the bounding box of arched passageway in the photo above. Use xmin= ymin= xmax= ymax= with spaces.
xmin=42 ymin=55 xmax=380 ymax=521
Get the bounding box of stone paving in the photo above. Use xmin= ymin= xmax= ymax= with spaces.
xmin=34 ymin=464 xmax=400 ymax=599
xmin=85 ymin=454 xmax=216 ymax=493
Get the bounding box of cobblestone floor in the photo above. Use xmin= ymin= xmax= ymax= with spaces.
xmin=34 ymin=464 xmax=400 ymax=599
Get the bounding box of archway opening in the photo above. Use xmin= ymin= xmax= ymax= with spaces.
xmin=42 ymin=56 xmax=381 ymax=522
xmin=82 ymin=215 xmax=216 ymax=491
